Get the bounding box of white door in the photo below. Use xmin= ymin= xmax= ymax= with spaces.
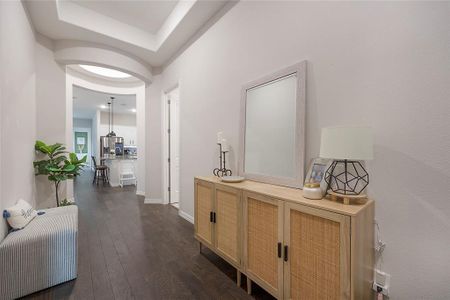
xmin=168 ymin=88 xmax=180 ymax=204
xmin=73 ymin=127 xmax=92 ymax=168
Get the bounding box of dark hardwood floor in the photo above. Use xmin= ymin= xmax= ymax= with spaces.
xmin=22 ymin=172 xmax=273 ymax=300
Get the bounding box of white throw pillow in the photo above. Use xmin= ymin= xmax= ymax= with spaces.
xmin=3 ymin=199 xmax=37 ymax=229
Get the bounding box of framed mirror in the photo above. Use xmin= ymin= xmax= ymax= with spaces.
xmin=238 ymin=61 xmax=306 ymax=188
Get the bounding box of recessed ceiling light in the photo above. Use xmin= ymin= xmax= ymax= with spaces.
xmin=79 ymin=65 xmax=132 ymax=79
xmin=99 ymin=105 xmax=107 ymax=109
xmin=130 ymin=108 xmax=137 ymax=113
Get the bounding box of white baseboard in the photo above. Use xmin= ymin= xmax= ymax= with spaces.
xmin=144 ymin=198 xmax=163 ymax=204
xmin=178 ymin=210 xmax=194 ymax=224
xmin=136 ymin=190 xmax=145 ymax=196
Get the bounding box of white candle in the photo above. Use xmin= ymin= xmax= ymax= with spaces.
xmin=221 ymin=138 xmax=229 ymax=152
xmin=217 ymin=131 xmax=223 ymax=144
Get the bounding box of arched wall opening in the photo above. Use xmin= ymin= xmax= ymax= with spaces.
xmin=54 ymin=40 xmax=153 ymax=84
xmin=65 ymin=68 xmax=147 ymax=199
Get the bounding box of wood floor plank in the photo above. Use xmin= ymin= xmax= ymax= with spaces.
xmin=21 ymin=172 xmax=271 ymax=300
xmin=97 ymin=217 xmax=135 ymax=300
xmin=70 ymin=209 xmax=94 ymax=300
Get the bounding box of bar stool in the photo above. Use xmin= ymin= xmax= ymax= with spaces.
xmin=92 ymin=156 xmax=109 ymax=185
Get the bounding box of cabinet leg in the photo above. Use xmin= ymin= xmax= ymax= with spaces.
xmin=247 ymin=277 xmax=252 ymax=295
xmin=236 ymin=270 xmax=241 ymax=287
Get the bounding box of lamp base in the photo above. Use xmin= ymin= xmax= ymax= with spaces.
xmin=328 ymin=191 xmax=367 ymax=205
xmin=324 ymin=160 xmax=369 ymax=195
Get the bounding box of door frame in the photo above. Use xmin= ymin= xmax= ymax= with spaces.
xmin=73 ymin=126 xmax=92 ymax=169
xmin=162 ymin=84 xmax=180 ymax=205
xmin=67 ymin=73 xmax=146 ymax=198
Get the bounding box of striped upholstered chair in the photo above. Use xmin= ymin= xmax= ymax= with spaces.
xmin=0 ymin=205 xmax=78 ymax=299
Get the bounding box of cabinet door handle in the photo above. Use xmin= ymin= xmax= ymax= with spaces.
xmin=277 ymin=242 xmax=282 ymax=258
xmin=210 ymin=211 xmax=213 ymax=223
xmin=213 ymin=212 xmax=216 ymax=223
xmin=284 ymin=245 xmax=288 ymax=262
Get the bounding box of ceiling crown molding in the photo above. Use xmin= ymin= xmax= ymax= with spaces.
xmin=57 ymin=0 xmax=170 ymax=51
xmin=25 ymin=0 xmax=234 ymax=68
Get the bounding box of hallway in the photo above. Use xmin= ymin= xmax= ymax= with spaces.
xmin=22 ymin=172 xmax=259 ymax=299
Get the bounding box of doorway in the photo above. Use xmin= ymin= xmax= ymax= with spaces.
xmin=67 ymin=71 xmax=146 ymax=199
xmin=165 ymin=87 xmax=180 ymax=208
xmin=73 ymin=127 xmax=92 ymax=169
xmin=72 ymin=86 xmax=138 ymax=188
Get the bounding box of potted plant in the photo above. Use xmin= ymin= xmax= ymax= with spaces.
xmin=34 ymin=141 xmax=86 ymax=207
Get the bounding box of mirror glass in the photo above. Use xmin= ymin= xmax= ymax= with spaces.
xmin=239 ymin=62 xmax=305 ymax=188
xmin=244 ymin=74 xmax=297 ymax=178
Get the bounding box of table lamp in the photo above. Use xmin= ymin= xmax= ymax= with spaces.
xmin=320 ymin=126 xmax=373 ymax=197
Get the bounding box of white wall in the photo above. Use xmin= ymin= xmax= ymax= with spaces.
xmin=36 ymin=34 xmax=66 ymax=143
xmin=35 ymin=34 xmax=67 ymax=208
xmin=73 ymin=118 xmax=92 ymax=129
xmin=145 ymin=75 xmax=163 ymax=201
xmin=159 ymin=2 xmax=450 ymax=298
xmin=135 ymin=87 xmax=146 ymax=196
xmin=0 ymin=1 xmax=37 ymax=240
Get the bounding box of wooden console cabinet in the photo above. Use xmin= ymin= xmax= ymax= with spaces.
xmin=194 ymin=176 xmax=374 ymax=300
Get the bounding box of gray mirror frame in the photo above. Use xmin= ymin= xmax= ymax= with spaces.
xmin=238 ymin=61 xmax=306 ymax=188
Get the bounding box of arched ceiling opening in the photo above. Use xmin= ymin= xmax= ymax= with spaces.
xmin=25 ymin=0 xmax=236 ymax=69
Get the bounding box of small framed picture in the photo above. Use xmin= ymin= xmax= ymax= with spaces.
xmin=304 ymin=158 xmax=332 ymax=194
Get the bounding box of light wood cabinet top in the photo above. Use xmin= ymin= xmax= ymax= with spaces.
xmin=195 ymin=176 xmax=373 ymax=217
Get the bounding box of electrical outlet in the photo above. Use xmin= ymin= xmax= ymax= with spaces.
xmin=372 ymin=269 xmax=390 ymax=296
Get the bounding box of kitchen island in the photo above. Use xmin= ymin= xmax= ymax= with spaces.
xmin=102 ymin=155 xmax=137 ymax=187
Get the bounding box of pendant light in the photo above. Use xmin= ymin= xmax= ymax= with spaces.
xmin=106 ymin=96 xmax=116 ymax=137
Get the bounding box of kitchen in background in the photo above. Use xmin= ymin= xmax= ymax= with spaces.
xmin=73 ymin=86 xmax=138 ymax=187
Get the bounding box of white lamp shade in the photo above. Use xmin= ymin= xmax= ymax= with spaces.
xmin=320 ymin=126 xmax=373 ymax=160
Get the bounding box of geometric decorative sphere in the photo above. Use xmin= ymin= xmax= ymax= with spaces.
xmin=324 ymin=160 xmax=369 ymax=195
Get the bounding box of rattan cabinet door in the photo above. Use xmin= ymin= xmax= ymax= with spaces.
xmin=214 ymin=185 xmax=241 ymax=267
xmin=194 ymin=179 xmax=215 ymax=248
xmin=283 ymin=202 xmax=351 ymax=300
xmin=243 ymin=191 xmax=284 ymax=299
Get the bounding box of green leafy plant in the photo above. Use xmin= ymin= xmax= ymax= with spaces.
xmin=34 ymin=141 xmax=86 ymax=207
xmin=59 ymin=199 xmax=75 ymax=207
